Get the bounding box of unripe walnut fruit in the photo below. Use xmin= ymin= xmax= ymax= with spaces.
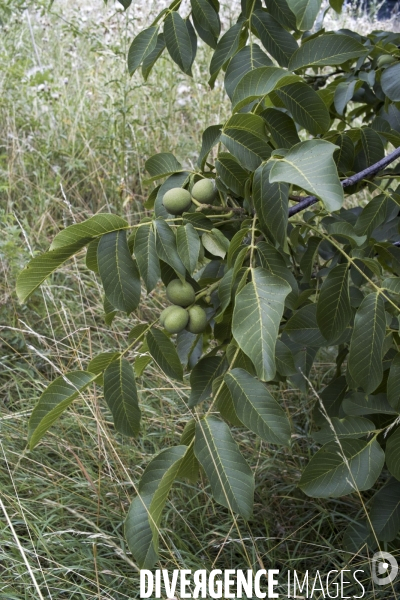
xmin=159 ymin=305 xmax=178 ymax=327
xmin=163 ymin=188 xmax=192 ymax=215
xmin=166 ymin=279 xmax=196 ymax=307
xmin=191 ymin=179 xmax=217 ymax=204
xmin=186 ymin=306 xmax=208 ymax=334
xmin=163 ymin=306 xmax=189 ymax=334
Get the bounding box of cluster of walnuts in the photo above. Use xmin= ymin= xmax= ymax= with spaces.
xmin=159 ymin=179 xmax=218 ymax=335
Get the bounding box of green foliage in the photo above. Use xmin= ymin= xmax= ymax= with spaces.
xmin=18 ymin=0 xmax=400 ymax=569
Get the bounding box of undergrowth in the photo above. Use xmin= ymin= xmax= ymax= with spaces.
xmin=0 ymin=1 xmax=399 ymax=598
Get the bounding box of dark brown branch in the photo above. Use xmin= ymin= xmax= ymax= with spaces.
xmin=288 ymin=146 xmax=400 ymax=217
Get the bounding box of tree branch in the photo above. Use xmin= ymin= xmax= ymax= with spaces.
xmin=288 ymin=146 xmax=400 ymax=217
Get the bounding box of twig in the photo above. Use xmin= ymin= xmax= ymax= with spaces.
xmin=288 ymin=146 xmax=400 ymax=217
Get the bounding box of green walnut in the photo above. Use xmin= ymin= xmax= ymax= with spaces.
xmin=159 ymin=305 xmax=178 ymax=327
xmin=377 ymin=54 xmax=396 ymax=68
xmin=166 ymin=279 xmax=196 ymax=307
xmin=191 ymin=179 xmax=217 ymax=204
xmin=162 ymin=187 xmax=192 ymax=215
xmin=186 ymin=305 xmax=208 ymax=334
xmin=163 ymin=306 xmax=189 ymax=334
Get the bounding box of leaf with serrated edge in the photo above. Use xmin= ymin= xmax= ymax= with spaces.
xmin=233 ymin=268 xmax=291 ymax=381
xmin=299 ymin=438 xmax=384 ymax=498
xmin=28 ymin=371 xmax=98 ymax=449
xmin=225 ymin=368 xmax=291 ymax=444
xmin=194 ymin=416 xmax=254 ymax=518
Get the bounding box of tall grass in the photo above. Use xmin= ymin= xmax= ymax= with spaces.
xmin=1 ymin=2 xmax=399 ymax=598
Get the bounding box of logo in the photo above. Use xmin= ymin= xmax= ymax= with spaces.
xmin=372 ymin=551 xmax=398 ymax=586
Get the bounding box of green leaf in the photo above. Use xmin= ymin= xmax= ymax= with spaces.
xmin=286 ymin=0 xmax=322 ymax=30
xmin=267 ymin=0 xmax=297 ymax=30
xmin=232 ymin=66 xmax=300 ymax=112
xmin=164 ymin=12 xmax=196 ymax=76
xmin=289 ymin=33 xmax=367 ymax=71
xmin=381 ymin=63 xmax=400 ymax=102
xmin=142 ymin=33 xmax=166 ymax=81
xmin=342 ymin=392 xmax=397 ymax=416
xmin=329 ymin=0 xmax=345 ymax=12
xmin=382 ymin=277 xmax=400 ymax=297
xmin=134 ymin=224 xmax=160 ymax=293
xmin=334 ymin=80 xmax=361 ymax=116
xmin=147 ymin=327 xmax=183 ymax=381
xmin=197 ymin=124 xmax=222 ymax=169
xmin=232 ymin=267 xmax=291 ymax=381
xmin=50 ymin=214 xmax=129 ymax=250
xmin=154 ymin=218 xmax=186 ymax=276
xmin=28 ymin=371 xmax=98 ymax=449
xmin=224 ymin=44 xmax=272 ymax=101
xmin=176 ymin=224 xmax=200 ymax=274
xmin=103 ymin=358 xmax=141 ymax=436
xmin=354 ymin=194 xmax=388 ymax=237
xmin=202 ymin=229 xmax=229 ymax=259
xmin=189 ymin=355 xmax=228 ymax=407
xmin=225 ymin=368 xmax=291 ymax=445
xmin=209 ymin=22 xmax=245 ymax=87
xmin=194 ymin=416 xmax=254 ymax=518
xmin=275 ymin=339 xmax=297 ymax=376
xmin=251 ymin=10 xmax=298 ymax=68
xmin=348 ymin=293 xmax=386 ymax=395
xmin=144 ymin=152 xmax=182 ymax=183
xmin=191 ymin=0 xmax=220 ymax=48
xmin=178 ymin=420 xmax=200 ymax=483
xmin=326 ymin=222 xmax=366 ymax=247
xmin=261 ymin=107 xmax=300 ymax=149
xmin=313 ymin=416 xmax=375 ymax=444
xmin=269 ymin=140 xmax=343 ymax=212
xmin=388 ymin=353 xmax=400 ymax=411
xmin=276 ymin=83 xmax=330 ymax=135
xmin=370 ymin=478 xmax=400 ymax=542
xmin=128 ymin=26 xmax=159 ymax=75
xmin=355 ymin=127 xmax=385 ymax=170
xmin=285 ymin=304 xmax=327 ymax=347
xmin=316 ymin=264 xmax=352 ymax=343
xmin=85 ymin=238 xmax=99 ymax=273
xmin=299 ymin=438 xmax=384 ymax=498
xmin=97 ymin=231 xmax=141 ymax=315
xmin=313 ymin=375 xmax=348 ymax=426
xmin=221 ymin=113 xmax=271 ymax=171
xmin=253 ymin=162 xmax=289 ymax=250
xmin=215 ymin=152 xmax=249 ymax=196
xmin=256 ymin=241 xmax=299 ymax=301
xmin=386 ymin=428 xmax=400 ymax=481
xmin=125 ymin=445 xmax=187 ymax=569
xmin=87 ymin=352 xmax=121 ymax=376
xmin=17 ymin=241 xmax=85 ymax=303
